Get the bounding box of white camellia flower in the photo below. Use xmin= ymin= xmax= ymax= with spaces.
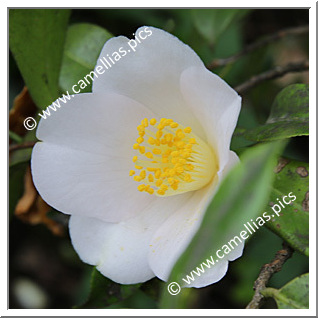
xmin=31 ymin=26 xmax=243 ymax=288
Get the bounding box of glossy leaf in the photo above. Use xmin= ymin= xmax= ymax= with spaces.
xmin=266 ymin=158 xmax=309 ymax=256
xmin=9 ymin=9 xmax=71 ymax=109
xmin=76 ymin=267 xmax=140 ymax=309
xmin=160 ymin=141 xmax=284 ymax=308
xmin=59 ymin=23 xmax=113 ymax=93
xmin=245 ymin=84 xmax=309 ymax=141
xmin=262 ymin=273 xmax=309 ymax=309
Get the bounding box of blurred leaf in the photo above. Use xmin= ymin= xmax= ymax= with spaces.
xmin=213 ymin=23 xmax=245 ymax=84
xmin=59 ymin=23 xmax=112 ymax=93
xmin=160 ymin=141 xmax=284 ymax=308
xmin=9 ymin=161 xmax=28 ymax=217
xmin=106 ymin=290 xmax=158 ymax=309
xmin=9 ymin=9 xmax=71 ymax=109
xmin=76 ymin=267 xmax=140 ymax=309
xmin=9 ymin=142 xmax=34 ymax=167
xmin=9 ymin=131 xmax=23 ymax=143
xmin=9 ymin=127 xmax=37 ymax=167
xmin=231 ymin=106 xmax=260 ymax=150
xmin=245 ymin=84 xmax=309 ymax=141
xmin=191 ymin=9 xmax=250 ymax=45
xmin=262 ymin=273 xmax=309 ymax=309
xmin=266 ymin=158 xmax=309 ymax=256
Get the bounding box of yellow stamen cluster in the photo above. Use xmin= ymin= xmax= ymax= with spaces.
xmin=130 ymin=118 xmax=217 ymax=196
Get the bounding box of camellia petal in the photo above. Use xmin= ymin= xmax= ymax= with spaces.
xmin=32 ymin=92 xmax=160 ymax=223
xmin=180 ymin=66 xmax=241 ymax=171
xmin=148 ymin=151 xmax=240 ymax=287
xmin=185 ymin=259 xmax=229 ymax=288
xmin=92 ymin=26 xmax=207 ymax=141
xmin=69 ymin=215 xmax=155 ymax=284
xmin=69 ymin=189 xmax=195 ymax=284
xmin=227 ymin=240 xmax=245 ymax=262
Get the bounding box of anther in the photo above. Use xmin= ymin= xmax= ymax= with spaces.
xmin=130 ymin=117 xmax=217 ymax=197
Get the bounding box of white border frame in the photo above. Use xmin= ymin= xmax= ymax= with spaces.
xmin=4 ymin=1 xmax=316 ymax=316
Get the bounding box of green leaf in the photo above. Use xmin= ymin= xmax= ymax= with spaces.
xmin=9 ymin=9 xmax=71 ymax=109
xmin=59 ymin=23 xmax=113 ymax=93
xmin=261 ymin=273 xmax=309 ymax=309
xmin=9 ymin=130 xmax=23 ymax=143
xmin=76 ymin=267 xmax=140 ymax=309
xmin=9 ymin=161 xmax=28 ymax=217
xmin=9 ymin=130 xmax=36 ymax=167
xmin=191 ymin=9 xmax=250 ymax=45
xmin=245 ymin=84 xmax=309 ymax=141
xmin=265 ymin=158 xmax=309 ymax=256
xmin=160 ymin=141 xmax=285 ymax=309
xmin=231 ymin=127 xmax=256 ymax=151
xmin=106 ymin=290 xmax=158 ymax=309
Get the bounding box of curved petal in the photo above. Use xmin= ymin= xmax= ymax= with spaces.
xmin=69 ymin=215 xmax=154 ymax=284
xmin=31 ymin=92 xmax=159 ymax=222
xmin=227 ymin=241 xmax=245 ymax=262
xmin=69 ymin=189 xmax=194 ymax=284
xmin=92 ymin=26 xmax=207 ymax=140
xmin=148 ymin=181 xmax=217 ymax=282
xmin=180 ymin=66 xmax=241 ymax=170
xmin=217 ymin=150 xmax=240 ymax=179
xmin=148 ymin=150 xmax=241 ymax=287
xmin=183 ymin=260 xmax=229 ymax=288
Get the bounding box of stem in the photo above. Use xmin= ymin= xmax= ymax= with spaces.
xmin=235 ymin=61 xmax=309 ymax=94
xmin=9 ymin=141 xmax=36 ymax=153
xmin=208 ymin=25 xmax=309 ymax=70
xmin=246 ymin=242 xmax=294 ymax=309
xmin=261 ymin=287 xmax=304 ymax=309
xmin=261 ymin=287 xmax=278 ymax=298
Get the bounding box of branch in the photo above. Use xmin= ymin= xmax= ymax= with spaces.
xmin=246 ymin=242 xmax=294 ymax=309
xmin=9 ymin=141 xmax=36 ymax=153
xmin=235 ymin=60 xmax=309 ymax=94
xmin=208 ymin=25 xmax=309 ymax=70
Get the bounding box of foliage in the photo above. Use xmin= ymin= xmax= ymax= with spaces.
xmin=59 ymin=23 xmax=113 ymax=93
xmin=262 ymin=273 xmax=309 ymax=309
xmin=9 ymin=161 xmax=29 ymax=217
xmin=76 ymin=268 xmax=140 ymax=308
xmin=266 ymin=159 xmax=309 ymax=256
xmin=244 ymin=84 xmax=309 ymax=141
xmin=191 ymin=9 xmax=251 ymax=46
xmin=9 ymin=9 xmax=71 ymax=109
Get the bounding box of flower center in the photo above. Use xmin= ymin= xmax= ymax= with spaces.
xmin=130 ymin=118 xmax=218 ymax=196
